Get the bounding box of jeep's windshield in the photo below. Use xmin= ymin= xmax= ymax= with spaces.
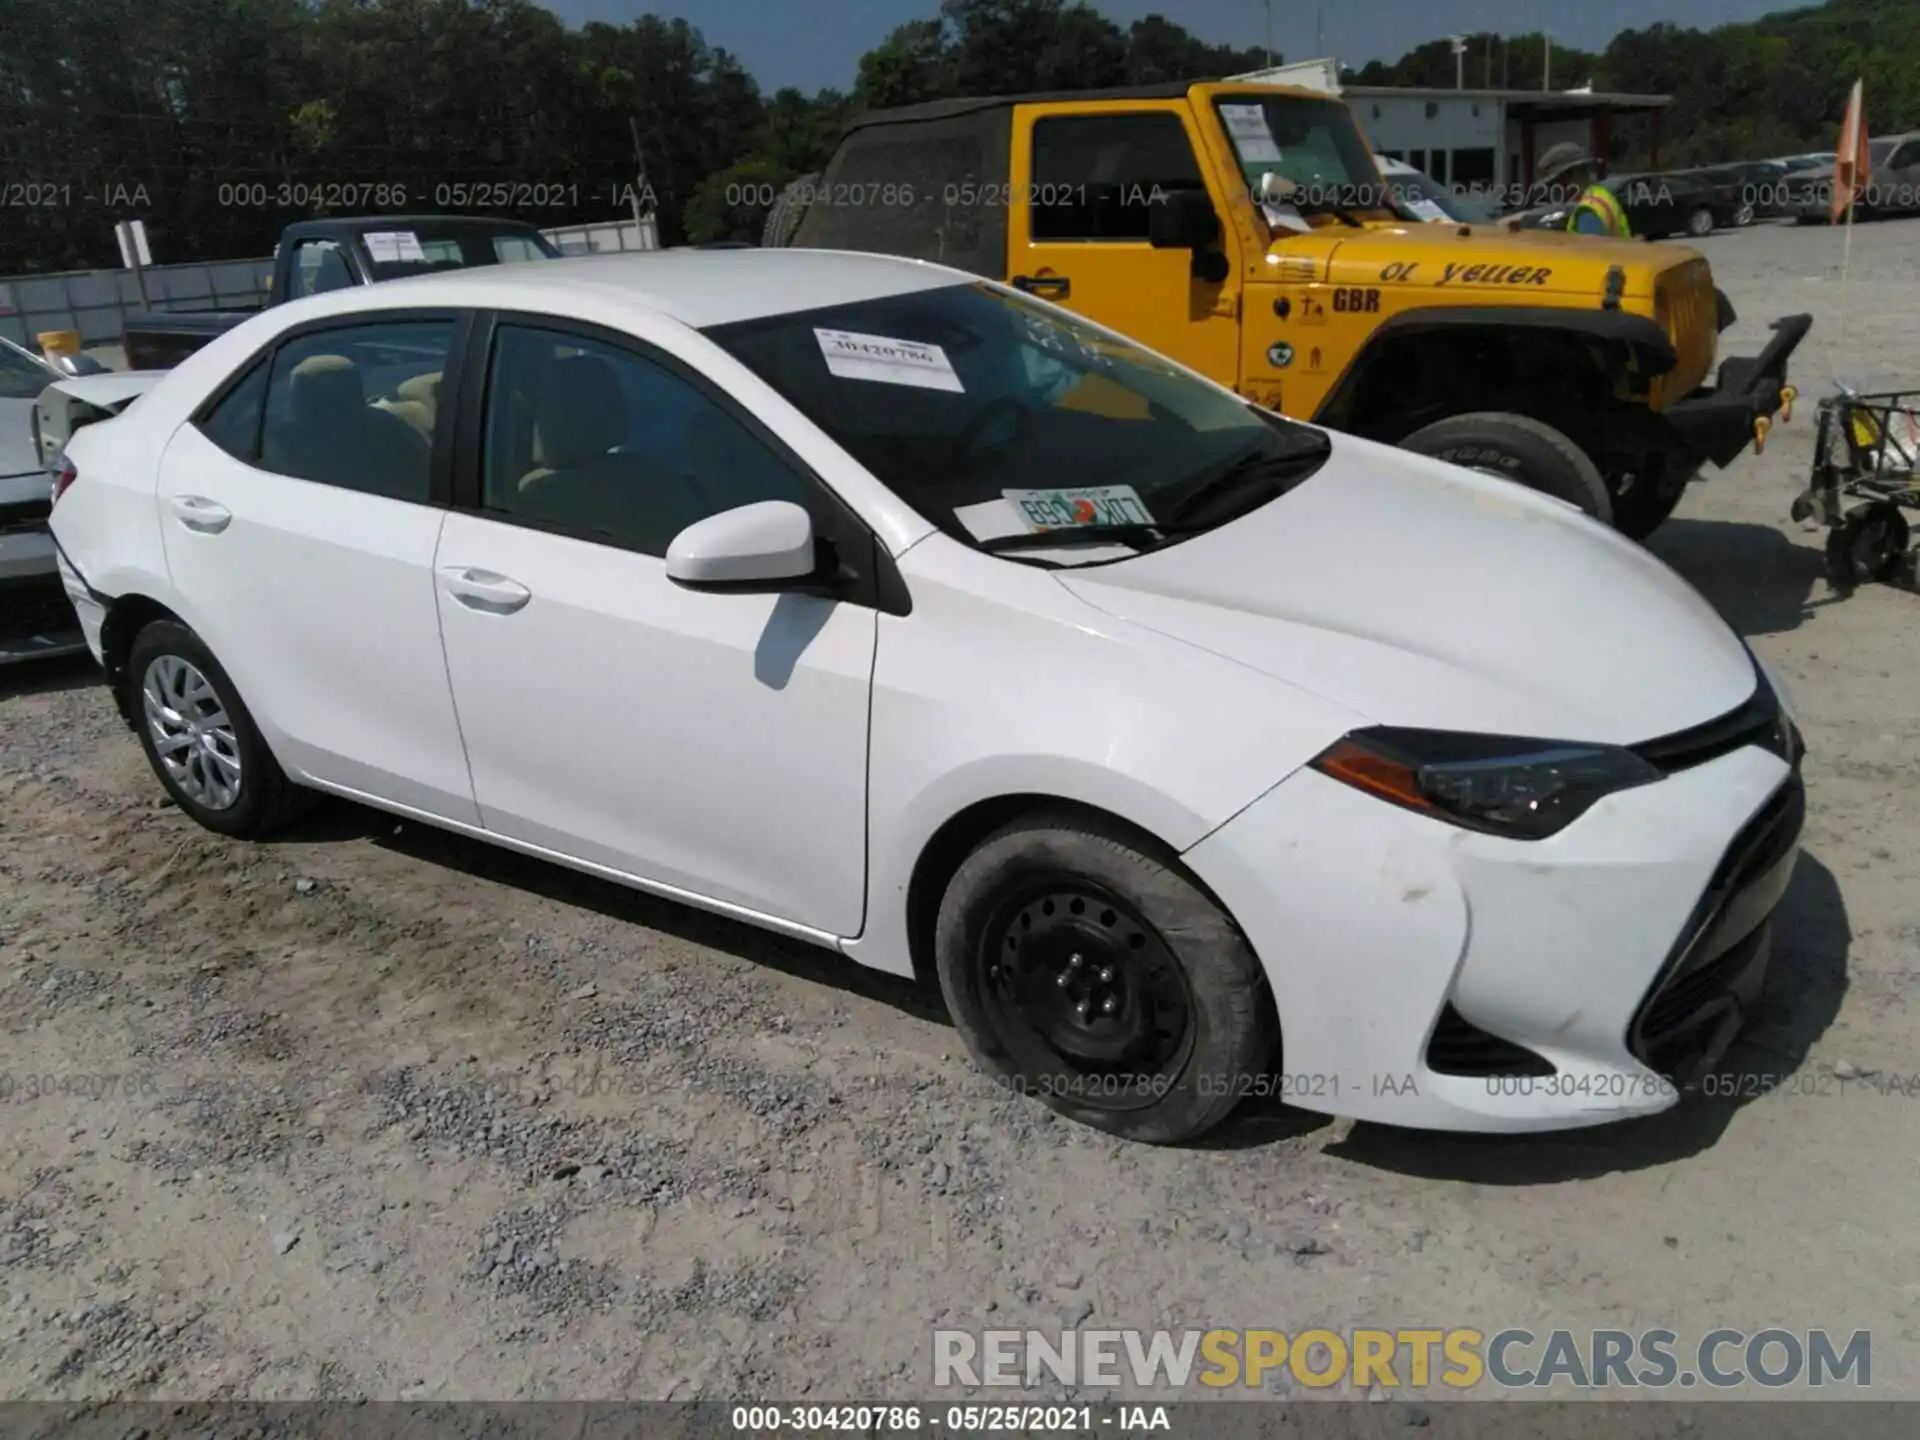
xmin=1213 ymin=94 xmax=1395 ymax=226
xmin=704 ymin=283 xmax=1330 ymax=565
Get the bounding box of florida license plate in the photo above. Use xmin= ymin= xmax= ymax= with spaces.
xmin=1003 ymin=484 xmax=1154 ymax=532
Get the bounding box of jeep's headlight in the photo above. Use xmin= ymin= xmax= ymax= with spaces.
xmin=1311 ymin=728 xmax=1662 ymax=840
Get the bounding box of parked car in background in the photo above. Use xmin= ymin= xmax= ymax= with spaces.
xmin=120 ymin=215 xmax=561 ymax=372
xmin=0 ymin=337 xmax=87 ymax=663
xmin=1613 ymin=171 xmax=1746 ymax=238
xmin=1372 ymin=155 xmax=1505 ymax=224
xmin=1370 ymin=155 xmax=1464 ymax=223
xmin=1689 ymin=162 xmax=1786 ymax=224
xmin=1507 ymin=170 xmax=1743 ymax=240
xmin=1789 ymin=134 xmax=1920 ymax=221
xmin=52 ymin=249 xmax=1807 ymax=1144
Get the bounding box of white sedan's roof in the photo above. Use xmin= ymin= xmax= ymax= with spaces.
xmin=285 ymin=247 xmax=971 ymax=331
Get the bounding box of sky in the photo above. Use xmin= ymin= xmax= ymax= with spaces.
xmin=541 ymin=0 xmax=1798 ymax=93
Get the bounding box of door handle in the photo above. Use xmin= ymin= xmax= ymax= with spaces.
xmin=439 ymin=566 xmax=532 ymax=615
xmin=168 ymin=495 xmax=232 ymax=534
xmin=1012 ymin=273 xmax=1070 ymax=299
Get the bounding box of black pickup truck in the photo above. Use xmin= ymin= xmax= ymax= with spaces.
xmin=121 ymin=215 xmax=561 ymax=370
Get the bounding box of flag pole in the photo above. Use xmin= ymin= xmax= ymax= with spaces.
xmin=1838 ymin=189 xmax=1856 ymax=363
xmin=1830 ymin=77 xmax=1866 ymax=384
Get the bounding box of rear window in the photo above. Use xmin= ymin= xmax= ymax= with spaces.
xmin=358 ymin=225 xmax=560 ymax=281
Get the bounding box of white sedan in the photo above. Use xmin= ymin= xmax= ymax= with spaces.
xmin=49 ymin=250 xmax=1804 ymax=1143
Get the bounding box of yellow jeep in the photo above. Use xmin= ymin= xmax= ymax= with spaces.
xmin=776 ymin=80 xmax=1810 ymax=537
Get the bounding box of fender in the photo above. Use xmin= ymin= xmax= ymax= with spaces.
xmin=1313 ymin=305 xmax=1679 ymax=430
xmin=844 ymin=750 xmax=1274 ymax=981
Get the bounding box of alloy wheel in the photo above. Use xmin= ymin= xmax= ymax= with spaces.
xmin=141 ymin=654 xmax=243 ymax=810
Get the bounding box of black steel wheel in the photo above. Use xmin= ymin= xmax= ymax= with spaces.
xmin=934 ymin=809 xmax=1276 ymax=1144
xmin=978 ymin=878 xmax=1197 ymax=1112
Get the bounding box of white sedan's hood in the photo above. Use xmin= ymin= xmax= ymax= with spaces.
xmin=1060 ymin=437 xmax=1757 ymax=745
xmin=0 ymin=398 xmax=39 ymax=478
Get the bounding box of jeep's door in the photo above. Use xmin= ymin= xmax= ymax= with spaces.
xmin=1005 ymin=103 xmax=1242 ymax=390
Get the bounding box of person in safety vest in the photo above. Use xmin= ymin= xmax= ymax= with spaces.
xmin=1534 ymin=142 xmax=1633 ymax=238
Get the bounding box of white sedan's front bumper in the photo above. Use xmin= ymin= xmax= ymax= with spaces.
xmin=1183 ymin=742 xmax=1800 ymax=1132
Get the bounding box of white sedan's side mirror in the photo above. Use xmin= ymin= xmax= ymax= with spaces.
xmin=665 ymin=500 xmax=817 ymax=589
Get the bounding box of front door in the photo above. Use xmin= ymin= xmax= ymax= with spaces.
xmin=154 ymin=312 xmax=477 ymax=822
xmin=1007 ymin=104 xmax=1242 ymax=389
xmin=432 ymin=318 xmax=875 ymax=935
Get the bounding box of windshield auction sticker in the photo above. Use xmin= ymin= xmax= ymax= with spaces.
xmin=814 ymin=328 xmax=965 ymax=393
xmin=1219 ymin=103 xmax=1284 ymax=164
xmin=1003 ymin=485 xmax=1154 ymax=532
xmin=364 ymin=231 xmax=427 ymax=263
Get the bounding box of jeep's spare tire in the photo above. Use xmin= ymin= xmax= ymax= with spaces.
xmin=1398 ymin=412 xmax=1614 ymax=526
xmin=761 ymin=172 xmax=820 ymax=248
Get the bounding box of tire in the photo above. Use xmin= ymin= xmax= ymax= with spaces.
xmin=123 ymin=619 xmax=310 ymax=838
xmin=1398 ymin=412 xmax=1614 ymax=526
xmin=1733 ymin=202 xmax=1756 ymax=227
xmin=933 ymin=809 xmax=1276 ymax=1145
xmin=1826 ymin=503 xmax=1911 ymax=591
xmin=760 ymin=171 xmax=820 ymax=249
xmin=1685 ymin=206 xmax=1715 ymax=237
xmin=1612 ymin=468 xmax=1693 ymax=541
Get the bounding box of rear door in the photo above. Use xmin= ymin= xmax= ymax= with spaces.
xmin=154 ymin=310 xmax=478 ymax=822
xmin=1006 ymin=104 xmax=1242 ymax=386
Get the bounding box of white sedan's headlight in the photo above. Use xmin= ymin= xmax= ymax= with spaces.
xmin=1311 ymin=728 xmax=1663 ymax=841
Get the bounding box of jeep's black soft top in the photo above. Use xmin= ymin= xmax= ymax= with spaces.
xmin=793 ymin=81 xmax=1212 ymax=277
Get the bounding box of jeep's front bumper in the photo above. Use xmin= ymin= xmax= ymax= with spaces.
xmin=1664 ymin=313 xmax=1813 ymax=470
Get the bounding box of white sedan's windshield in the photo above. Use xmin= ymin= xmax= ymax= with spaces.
xmin=0 ymin=340 xmax=51 ymax=401
xmin=704 ymin=283 xmax=1330 ymax=558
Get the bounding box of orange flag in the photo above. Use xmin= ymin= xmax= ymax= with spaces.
xmin=1831 ymin=79 xmax=1871 ymax=224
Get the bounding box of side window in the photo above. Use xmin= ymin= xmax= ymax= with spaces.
xmin=288 ymin=240 xmax=353 ymax=299
xmin=194 ymin=360 xmax=269 ymax=463
xmin=1030 ymin=112 xmax=1205 ymax=242
xmin=257 ymin=319 xmax=456 ymax=501
xmin=480 ymin=323 xmax=811 ymax=558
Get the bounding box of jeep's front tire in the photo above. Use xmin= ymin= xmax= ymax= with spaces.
xmin=1398 ymin=412 xmax=1614 ymax=526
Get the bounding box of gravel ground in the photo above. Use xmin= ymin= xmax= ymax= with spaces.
xmin=3 ymin=217 xmax=1919 ymax=1405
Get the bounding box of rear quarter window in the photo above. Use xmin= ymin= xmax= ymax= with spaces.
xmin=194 ymin=360 xmax=269 ymax=463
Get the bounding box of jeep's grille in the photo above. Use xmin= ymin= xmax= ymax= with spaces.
xmin=1654 ymin=258 xmax=1718 ymax=404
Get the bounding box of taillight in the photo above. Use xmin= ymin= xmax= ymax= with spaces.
xmin=51 ymin=454 xmax=78 ymax=506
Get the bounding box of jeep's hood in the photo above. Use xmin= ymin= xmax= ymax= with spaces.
xmin=1059 ymin=434 xmax=1756 ymax=745
xmin=1272 ymin=224 xmax=1692 ymax=300
xmin=0 ymin=398 xmax=39 ymax=479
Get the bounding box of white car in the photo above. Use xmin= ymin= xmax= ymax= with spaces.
xmin=1372 ymin=155 xmax=1462 ymax=223
xmin=1 ymin=335 xmax=93 ymax=663
xmin=50 ymin=250 xmax=1805 ymax=1143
